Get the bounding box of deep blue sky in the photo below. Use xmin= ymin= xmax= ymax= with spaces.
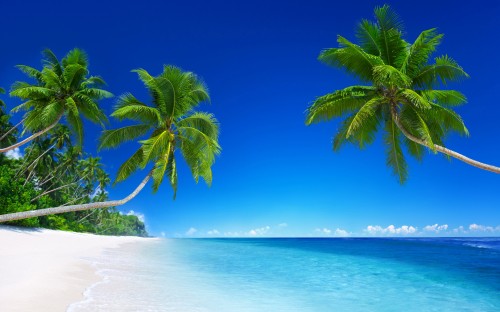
xmin=1 ymin=0 xmax=499 ymax=237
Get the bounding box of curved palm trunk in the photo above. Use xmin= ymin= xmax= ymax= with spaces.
xmin=21 ymin=144 xmax=56 ymax=186
xmin=0 ymin=117 xmax=26 ymax=141
xmin=32 ymin=171 xmax=94 ymax=202
xmin=390 ymin=106 xmax=500 ymax=174
xmin=0 ymin=114 xmax=62 ymax=153
xmin=30 ymin=182 xmax=76 ymax=202
xmin=0 ymin=171 xmax=152 ymax=223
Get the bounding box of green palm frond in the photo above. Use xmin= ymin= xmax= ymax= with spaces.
xmin=333 ymin=108 xmax=381 ymax=151
xmin=11 ymin=100 xmax=36 ymax=113
xmin=132 ymin=69 xmax=168 ymax=114
xmin=177 ymin=124 xmax=221 ymax=156
xmin=22 ymin=101 xmax=64 ymax=134
xmin=74 ymin=93 xmax=109 ymax=125
xmin=399 ymin=28 xmax=443 ymax=76
xmin=374 ymin=4 xmax=406 ymax=67
xmin=113 ymin=93 xmax=162 ymax=125
xmin=425 ymin=103 xmax=469 ymax=137
xmin=399 ymin=89 xmax=431 ymax=109
xmin=356 ymin=19 xmax=381 ymax=56
xmin=402 ymin=136 xmax=425 ymax=161
xmin=306 ymin=86 xmax=376 ymax=124
xmin=10 ymin=82 xmax=55 ymax=99
xmin=66 ymin=97 xmax=84 ymax=145
xmin=176 ymin=112 xmax=219 ymax=141
xmin=412 ymin=55 xmax=469 ymax=88
xmin=115 ymin=148 xmax=144 ymax=184
xmin=151 ymin=149 xmax=177 ymax=195
xmin=384 ymin=119 xmax=408 ymax=183
xmin=41 ymin=66 xmax=64 ymax=90
xmin=81 ymin=76 xmax=106 ymax=87
xmin=373 ymin=65 xmax=412 ymax=88
xmin=99 ymin=125 xmax=152 ymax=150
xmin=166 ymin=155 xmax=178 ymax=197
xmin=319 ymin=36 xmax=384 ymax=82
xmin=63 ymin=64 xmax=88 ymax=90
xmin=346 ymin=97 xmax=384 ymax=138
xmin=62 ymin=48 xmax=88 ymax=67
xmin=140 ymin=131 xmax=171 ymax=167
xmin=15 ymin=65 xmax=44 ymax=82
xmin=79 ymin=87 xmax=113 ymax=99
xmin=42 ymin=49 xmax=63 ymax=75
xmin=418 ymin=90 xmax=466 ymax=106
xmin=399 ymin=105 xmax=435 ymax=151
xmin=179 ymin=137 xmax=214 ymax=185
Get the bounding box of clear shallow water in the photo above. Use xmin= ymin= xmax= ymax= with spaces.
xmin=69 ymin=238 xmax=500 ymax=312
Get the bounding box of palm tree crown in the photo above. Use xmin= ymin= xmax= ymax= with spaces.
xmin=8 ymin=48 xmax=112 ymax=146
xmin=305 ymin=5 xmax=499 ymax=182
xmin=99 ymin=65 xmax=221 ymax=196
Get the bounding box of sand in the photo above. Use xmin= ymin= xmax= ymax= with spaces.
xmin=0 ymin=225 xmax=153 ymax=312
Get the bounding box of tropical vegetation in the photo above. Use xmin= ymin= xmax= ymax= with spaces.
xmin=0 ymin=48 xmax=111 ymax=153
xmin=0 ymin=64 xmax=220 ymax=225
xmin=305 ymin=5 xmax=500 ymax=182
xmin=0 ymin=93 xmax=147 ymax=235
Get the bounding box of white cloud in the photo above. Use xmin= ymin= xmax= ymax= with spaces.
xmin=423 ymin=224 xmax=448 ymax=233
xmin=207 ymin=229 xmax=220 ymax=236
xmin=5 ymin=147 xmax=22 ymax=160
xmin=469 ymin=224 xmax=499 ymax=233
xmin=453 ymin=226 xmax=466 ymax=234
xmin=315 ymin=228 xmax=332 ymax=235
xmin=315 ymin=228 xmax=349 ymax=237
xmin=278 ymin=223 xmax=288 ymax=228
xmin=365 ymin=225 xmax=417 ymax=236
xmin=334 ymin=228 xmax=349 ymax=237
xmin=126 ymin=210 xmax=145 ymax=223
xmin=186 ymin=227 xmax=197 ymax=236
xmin=248 ymin=226 xmax=270 ymax=236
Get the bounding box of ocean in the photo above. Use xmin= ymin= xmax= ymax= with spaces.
xmin=69 ymin=238 xmax=500 ymax=311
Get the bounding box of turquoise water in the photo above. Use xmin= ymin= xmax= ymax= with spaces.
xmin=69 ymin=238 xmax=500 ymax=311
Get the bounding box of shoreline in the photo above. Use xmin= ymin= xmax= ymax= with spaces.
xmin=0 ymin=225 xmax=155 ymax=312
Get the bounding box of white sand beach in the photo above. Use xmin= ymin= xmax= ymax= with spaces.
xmin=0 ymin=225 xmax=152 ymax=312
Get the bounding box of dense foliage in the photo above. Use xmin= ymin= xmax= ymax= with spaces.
xmin=0 ymin=49 xmax=221 ymax=231
xmin=0 ymin=88 xmax=147 ymax=236
xmin=99 ymin=66 xmax=221 ymax=195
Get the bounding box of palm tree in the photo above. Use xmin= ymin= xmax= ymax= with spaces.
xmin=0 ymin=65 xmax=220 ymax=222
xmin=0 ymin=48 xmax=112 ymax=153
xmin=0 ymin=88 xmax=18 ymax=146
xmin=305 ymin=5 xmax=499 ymax=182
xmin=20 ymin=125 xmax=72 ymax=183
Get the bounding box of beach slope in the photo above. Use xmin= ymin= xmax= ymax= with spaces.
xmin=0 ymin=225 xmax=150 ymax=312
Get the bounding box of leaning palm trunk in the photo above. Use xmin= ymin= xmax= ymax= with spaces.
xmin=30 ymin=182 xmax=77 ymax=202
xmin=0 ymin=172 xmax=152 ymax=223
xmin=21 ymin=144 xmax=56 ymax=186
xmin=0 ymin=117 xmax=26 ymax=141
xmin=32 ymin=171 xmax=92 ymax=202
xmin=0 ymin=113 xmax=62 ymax=153
xmin=390 ymin=106 xmax=500 ymax=174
